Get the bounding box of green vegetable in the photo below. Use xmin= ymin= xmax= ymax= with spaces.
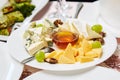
xmin=3 ymin=0 xmax=34 ymax=16
xmin=35 ymin=50 xmax=45 ymax=62
xmin=0 ymin=16 xmax=9 ymax=29
xmin=0 ymin=29 xmax=9 ymax=36
xmin=92 ymin=41 xmax=102 ymax=48
xmin=0 ymin=0 xmax=35 ymax=36
xmin=91 ymin=24 xmax=102 ymax=33
xmin=9 ymin=0 xmax=16 ymax=4
xmin=0 ymin=11 xmax=24 ymax=36
xmin=6 ymin=11 xmax=24 ymax=22
xmin=15 ymin=0 xmax=31 ymax=3
xmin=15 ymin=2 xmax=35 ymax=17
xmin=2 ymin=5 xmax=16 ymax=14
xmin=9 ymin=0 xmax=31 ymax=4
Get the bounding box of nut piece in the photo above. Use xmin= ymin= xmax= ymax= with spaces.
xmin=99 ymin=32 xmax=106 ymax=37
xmin=44 ymin=58 xmax=58 ymax=64
xmin=54 ymin=19 xmax=63 ymax=27
xmin=96 ymin=38 xmax=105 ymax=45
xmin=90 ymin=37 xmax=105 ymax=45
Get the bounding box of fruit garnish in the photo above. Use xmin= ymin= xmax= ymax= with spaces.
xmin=92 ymin=41 xmax=102 ymax=48
xmin=91 ymin=24 xmax=102 ymax=33
xmin=35 ymin=50 xmax=45 ymax=62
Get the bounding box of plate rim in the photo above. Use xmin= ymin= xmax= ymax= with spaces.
xmin=24 ymin=66 xmax=120 ymax=80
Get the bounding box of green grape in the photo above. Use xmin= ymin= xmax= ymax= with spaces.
xmin=35 ymin=50 xmax=45 ymax=62
xmin=91 ymin=24 xmax=103 ymax=33
xmin=92 ymin=41 xmax=102 ymax=48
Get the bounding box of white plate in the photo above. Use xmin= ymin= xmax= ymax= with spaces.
xmin=23 ymin=66 xmax=120 ymax=80
xmin=0 ymin=0 xmax=49 ymax=41
xmin=0 ymin=42 xmax=23 ymax=80
xmin=7 ymin=19 xmax=117 ymax=71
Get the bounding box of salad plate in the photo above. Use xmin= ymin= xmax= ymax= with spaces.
xmin=0 ymin=42 xmax=23 ymax=80
xmin=0 ymin=0 xmax=49 ymax=41
xmin=24 ymin=66 xmax=120 ymax=80
xmin=7 ymin=18 xmax=117 ymax=71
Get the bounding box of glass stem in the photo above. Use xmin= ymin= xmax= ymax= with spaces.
xmin=57 ymin=0 xmax=65 ymax=19
xmin=61 ymin=0 xmax=71 ymax=10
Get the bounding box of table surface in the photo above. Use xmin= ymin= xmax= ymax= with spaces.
xmin=17 ymin=1 xmax=120 ymax=80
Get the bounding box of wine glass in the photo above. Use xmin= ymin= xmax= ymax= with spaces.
xmin=61 ymin=0 xmax=72 ymax=10
xmin=48 ymin=0 xmax=72 ymax=19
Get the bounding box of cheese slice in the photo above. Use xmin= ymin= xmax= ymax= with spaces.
xmin=77 ymin=47 xmax=84 ymax=56
xmin=58 ymin=55 xmax=75 ymax=64
xmin=27 ymin=41 xmax=47 ymax=55
xmin=86 ymin=24 xmax=102 ymax=39
xmin=64 ymin=43 xmax=76 ymax=62
xmin=53 ymin=51 xmax=64 ymax=60
xmin=85 ymin=50 xmax=98 ymax=58
xmin=82 ymin=39 xmax=92 ymax=53
xmin=45 ymin=51 xmax=57 ymax=58
xmin=71 ymin=22 xmax=80 ymax=34
xmin=58 ymin=23 xmax=71 ymax=31
xmin=85 ymin=48 xmax=102 ymax=58
xmin=92 ymin=48 xmax=102 ymax=58
xmin=76 ymin=56 xmax=94 ymax=63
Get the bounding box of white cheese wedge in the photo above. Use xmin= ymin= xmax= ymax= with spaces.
xmin=28 ymin=27 xmax=42 ymax=35
xmin=86 ymin=24 xmax=102 ymax=39
xmin=27 ymin=41 xmax=48 ymax=55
